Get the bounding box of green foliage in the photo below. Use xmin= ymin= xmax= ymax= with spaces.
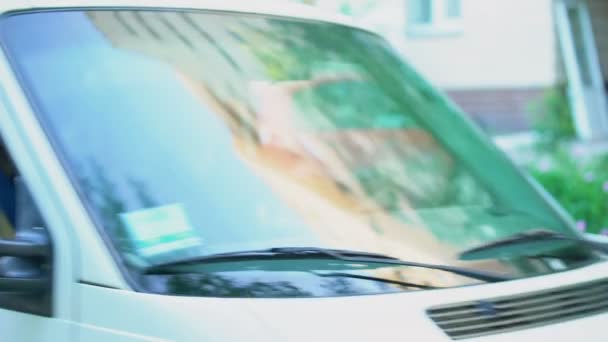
xmin=525 ymin=85 xmax=608 ymax=235
xmin=527 ymin=85 xmax=576 ymax=150
xmin=293 ymin=80 xmax=415 ymax=130
xmin=528 ymin=151 xmax=608 ymax=234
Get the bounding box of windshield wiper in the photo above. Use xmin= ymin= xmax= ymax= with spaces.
xmin=459 ymin=229 xmax=608 ymax=261
xmin=143 ymin=246 xmax=510 ymax=283
xmin=312 ymin=272 xmax=438 ymax=289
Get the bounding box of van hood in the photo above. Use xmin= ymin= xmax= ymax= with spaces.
xmin=242 ymin=295 xmax=445 ymax=341
xmin=77 ymin=261 xmax=608 ymax=341
xmin=77 ymin=283 xmax=445 ymax=341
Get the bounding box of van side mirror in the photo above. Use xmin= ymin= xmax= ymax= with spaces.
xmin=0 ymin=227 xmax=51 ymax=293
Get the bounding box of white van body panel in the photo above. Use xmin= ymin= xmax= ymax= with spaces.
xmin=0 ymin=66 xmax=75 ymax=340
xmin=76 ymin=261 xmax=608 ymax=341
xmin=0 ymin=41 xmax=128 ymax=290
xmin=0 ymin=0 xmax=360 ymax=31
xmin=0 ymin=2 xmax=606 ymax=342
xmin=0 ymin=309 xmax=73 ymax=341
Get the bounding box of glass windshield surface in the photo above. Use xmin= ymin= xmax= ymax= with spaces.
xmin=0 ymin=10 xmax=594 ymax=297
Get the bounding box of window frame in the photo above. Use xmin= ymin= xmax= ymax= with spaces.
xmin=407 ymin=0 xmax=463 ymax=38
xmin=0 ymin=135 xmax=53 ymax=316
xmin=0 ymin=8 xmax=105 ymax=320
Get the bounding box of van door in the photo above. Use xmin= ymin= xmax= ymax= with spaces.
xmin=0 ymin=137 xmax=73 ymax=340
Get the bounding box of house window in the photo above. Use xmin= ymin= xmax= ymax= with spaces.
xmin=446 ymin=0 xmax=461 ymax=18
xmin=408 ymin=0 xmax=463 ymax=37
xmin=411 ymin=0 xmax=433 ymax=24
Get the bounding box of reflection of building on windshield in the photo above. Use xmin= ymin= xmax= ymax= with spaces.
xmin=87 ymin=10 xmax=508 ymax=287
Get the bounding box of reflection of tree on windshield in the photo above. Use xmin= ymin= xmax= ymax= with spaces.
xmin=15 ymin=9 xmax=573 ymax=290
xmin=78 ymin=161 xmax=160 ymax=253
xmin=90 ymin=10 xmax=493 ymax=220
xmin=239 ymin=20 xmax=492 ymax=213
xmin=156 ymin=271 xmax=398 ymax=298
xmin=320 ymin=277 xmax=368 ymax=296
xmin=163 ymin=273 xmax=314 ymax=298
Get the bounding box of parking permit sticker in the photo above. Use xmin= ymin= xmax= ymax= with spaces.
xmin=119 ymin=203 xmax=202 ymax=257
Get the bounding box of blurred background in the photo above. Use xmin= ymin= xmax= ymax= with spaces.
xmin=293 ymin=0 xmax=608 ymax=235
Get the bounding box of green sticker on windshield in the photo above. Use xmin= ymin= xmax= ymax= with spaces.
xmin=119 ymin=203 xmax=202 ymax=257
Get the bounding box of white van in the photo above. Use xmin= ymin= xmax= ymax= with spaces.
xmin=0 ymin=1 xmax=607 ymax=341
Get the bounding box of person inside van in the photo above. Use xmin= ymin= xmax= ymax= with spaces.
xmin=0 ymin=142 xmax=45 ymax=238
xmin=0 ymin=143 xmax=16 ymax=238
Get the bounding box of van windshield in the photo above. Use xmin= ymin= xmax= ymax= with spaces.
xmin=0 ymin=10 xmax=595 ymax=297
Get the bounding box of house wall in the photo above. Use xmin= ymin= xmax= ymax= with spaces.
xmin=308 ymin=0 xmax=560 ymax=134
xmin=446 ymin=88 xmax=544 ymax=134
xmin=338 ymin=0 xmax=560 ymax=89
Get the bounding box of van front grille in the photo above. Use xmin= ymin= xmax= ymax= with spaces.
xmin=427 ymin=278 xmax=608 ymax=340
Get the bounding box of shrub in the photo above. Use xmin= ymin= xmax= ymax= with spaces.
xmin=525 ymin=85 xmax=608 ymax=235
xmin=528 ymin=151 xmax=608 ymax=235
xmin=527 ymin=85 xmax=576 ymax=151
